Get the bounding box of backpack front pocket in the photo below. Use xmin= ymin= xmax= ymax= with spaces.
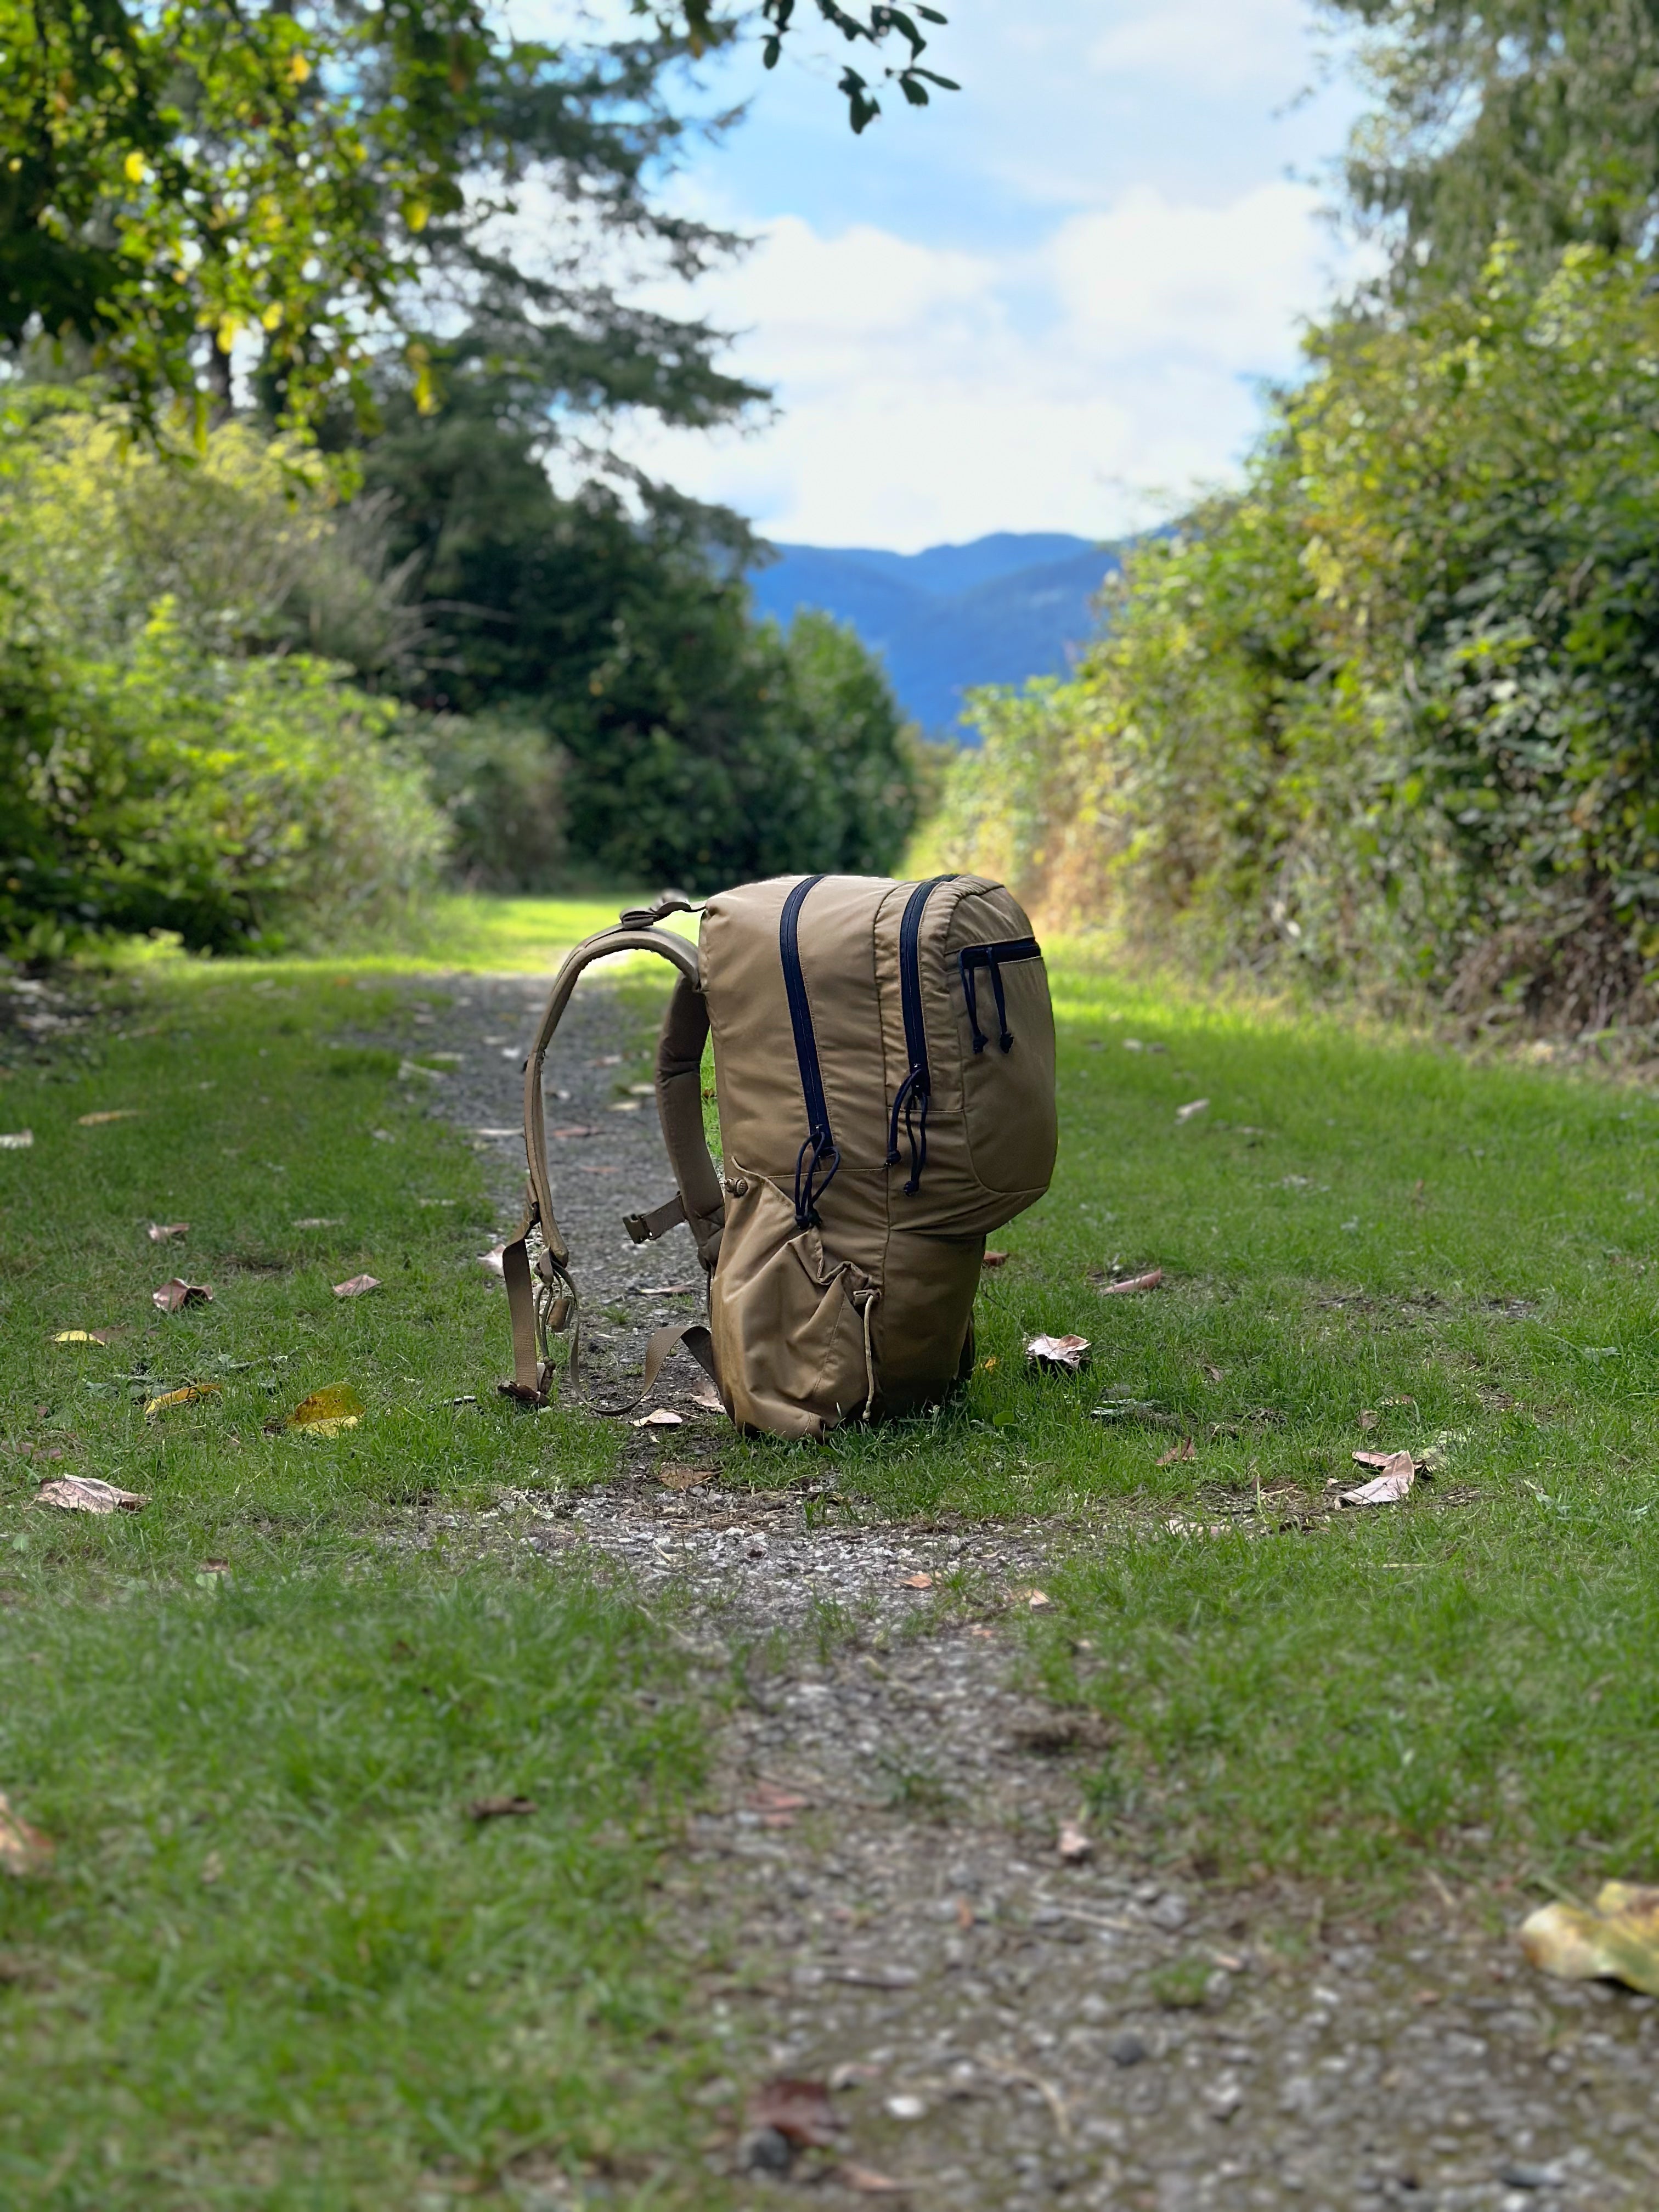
xmin=709 ymin=1171 xmax=876 ymax=1440
xmin=955 ymin=939 xmax=1057 ymax=1200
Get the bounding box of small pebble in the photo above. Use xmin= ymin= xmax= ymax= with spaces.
xmin=738 ymin=2126 xmax=792 ymax=2173
xmin=1109 ymin=2030 xmax=1149 ymax=2067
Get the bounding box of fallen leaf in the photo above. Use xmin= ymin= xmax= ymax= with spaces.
xmin=632 ymin=1407 xmax=685 ymax=1428
xmin=1010 ymin=1585 xmax=1050 ymax=1608
xmin=748 ymin=1782 xmax=811 ymax=1829
xmin=152 ymin=1278 xmax=212 ymax=1313
xmin=834 ymin=2164 xmax=911 ymax=2194
xmin=146 ymin=1222 xmax=189 ymax=1243
xmin=1358 ymin=1409 xmax=1380 ymax=1431
xmin=478 ymin=1245 xmax=507 ymax=1277
xmin=267 ymin=1384 xmax=365 ymax=1437
xmin=293 ymin=1216 xmax=345 ymax=1228
xmin=902 ymin=1571 xmax=934 ymax=1589
xmin=370 ymin=1128 xmax=396 ymax=1143
xmin=397 ymin=1059 xmax=446 ymax=1082
xmin=200 ymin=1850 xmax=224 ymax=1885
xmin=1156 ymin=1436 xmax=1195 ymax=1466
xmin=199 ymin=1559 xmax=230 ymax=1575
xmin=1520 ymin=1882 xmax=1659 ymax=1996
xmin=550 ymin=1125 xmax=600 ymax=1139
xmin=1338 ymin=1449 xmax=1417 ymax=1506
xmin=1175 ymin=1098 xmax=1210 ymax=1122
xmin=1099 ymin=1268 xmax=1164 ymax=1295
xmin=332 ymin=1274 xmax=381 ymax=1298
xmin=980 ymin=1355 xmax=998 ymax=1371
xmin=745 ymin=2078 xmax=840 ymax=2148
xmin=956 ymin=1897 xmax=977 ymax=1929
xmin=77 ymin=1109 xmax=138 ymax=1126
xmin=0 ymin=1130 xmax=34 ymax=1148
xmin=608 ymin=1099 xmax=641 ymax=1113
xmin=35 ymin=1476 xmax=148 ymax=1514
xmin=627 ymin=1082 xmax=656 ymax=1097
xmin=1203 ymin=1363 xmax=1224 ymax=1383
xmin=983 ymin=1250 xmax=1010 ymax=1268
xmin=592 ymin=1054 xmax=622 ymax=1067
xmin=658 ymin=1462 xmax=710 ymax=1490
xmin=689 ymin=1385 xmax=725 ymax=1414
xmin=636 ymin=1283 xmax=699 ymax=1297
xmin=0 ymin=1793 xmax=54 ymax=1877
xmin=143 ymin=1383 xmax=221 ymax=1419
xmin=1058 ymin=1819 xmax=1093 ymax=1863
xmin=467 ymin=1795 xmax=536 ymax=1822
xmin=1026 ymin=1334 xmax=1091 ymax=1371
xmin=50 ymin=1328 xmax=121 ymax=1345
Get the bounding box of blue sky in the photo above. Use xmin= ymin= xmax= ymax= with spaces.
xmin=571 ymin=2 xmax=1371 ymax=550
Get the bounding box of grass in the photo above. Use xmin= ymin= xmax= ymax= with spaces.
xmin=10 ymin=889 xmax=1659 ymax=2193
xmin=0 ymin=951 xmax=719 ymax=2209
xmin=789 ymin=959 xmax=1659 ymax=1899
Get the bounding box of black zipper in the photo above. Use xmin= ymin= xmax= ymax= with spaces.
xmin=959 ymin=936 xmax=1041 ymax=1053
xmin=888 ymin=874 xmax=954 ymax=1194
xmin=780 ymin=874 xmax=838 ymax=1227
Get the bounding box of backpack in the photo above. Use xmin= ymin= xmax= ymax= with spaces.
xmin=499 ymin=872 xmax=1058 ymax=1440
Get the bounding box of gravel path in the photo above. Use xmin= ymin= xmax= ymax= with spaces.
xmin=387 ymin=971 xmax=1657 ymax=2212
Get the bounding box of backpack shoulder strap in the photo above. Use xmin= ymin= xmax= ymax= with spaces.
xmin=499 ymin=896 xmax=723 ymax=1408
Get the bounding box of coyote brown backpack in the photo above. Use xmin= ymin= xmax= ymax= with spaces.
xmin=499 ymin=872 xmax=1058 ymax=1440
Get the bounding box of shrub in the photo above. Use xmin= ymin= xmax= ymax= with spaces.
xmin=944 ymin=245 xmax=1659 ymax=1034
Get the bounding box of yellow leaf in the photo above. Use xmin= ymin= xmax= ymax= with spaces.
xmin=403 ymin=198 xmax=430 ymax=235
xmin=216 ymin=315 xmax=243 ymax=354
xmin=144 ymin=1383 xmax=221 ymax=1419
xmin=287 ymin=51 xmax=311 ymax=84
xmin=261 ymin=301 xmax=284 ymax=331
xmin=124 ymin=151 xmax=147 ymax=185
xmin=269 ymin=1384 xmax=365 ymax=1438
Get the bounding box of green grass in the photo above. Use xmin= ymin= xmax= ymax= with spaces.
xmin=0 ymin=949 xmax=718 ymax=2209
xmin=11 ymin=888 xmax=1659 ymax=2194
xmin=789 ymin=958 xmax=1659 ymax=1898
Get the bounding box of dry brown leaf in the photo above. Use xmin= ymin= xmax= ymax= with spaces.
xmin=592 ymin=1054 xmax=622 ymax=1067
xmin=748 ymin=1782 xmax=811 ymax=1830
xmin=1099 ymin=1268 xmax=1164 ymax=1295
xmin=632 ymin=1407 xmax=685 ymax=1429
xmin=636 ymin=1283 xmax=698 ymax=1297
xmin=744 ymin=2077 xmax=840 ymax=2148
xmin=0 ymin=1130 xmax=32 ymax=1149
xmin=466 ymin=1795 xmax=536 ymax=1822
xmin=0 ymin=1793 xmax=54 ymax=1878
xmin=146 ymin=1222 xmax=189 ymax=1243
xmin=152 ymin=1278 xmax=212 ymax=1313
xmin=549 ymin=1125 xmax=600 ymax=1139
xmin=627 ymin=1081 xmax=656 ymax=1097
xmin=1520 ymin=1883 xmax=1659 ymax=1995
xmin=143 ymin=1383 xmax=221 ymax=1419
xmin=77 ymin=1109 xmax=138 ymax=1126
xmin=267 ymin=1384 xmax=364 ymax=1437
xmin=1058 ymin=1819 xmax=1093 ymax=1863
xmin=1010 ymin=1585 xmax=1050 ymax=1608
xmin=1339 ymin=1449 xmax=1417 ymax=1506
xmin=1156 ymin=1436 xmax=1195 ymax=1466
xmin=35 ymin=1476 xmax=147 ymax=1515
xmin=1202 ymin=1362 xmax=1224 ymax=1383
xmin=833 ymin=2167 xmax=911 ymax=2196
xmin=1175 ymin=1097 xmax=1210 ymax=1122
xmin=689 ymin=1386 xmax=725 ymax=1414
xmin=982 ymin=1250 xmax=1010 ymax=1268
xmin=658 ymin=1463 xmax=710 ymax=1491
xmin=332 ymin=1274 xmax=381 ymax=1298
xmin=901 ymin=1571 xmax=934 ymax=1589
xmin=1026 ymin=1334 xmax=1090 ymax=1371
xmin=50 ymin=1328 xmax=121 ymax=1345
xmin=1358 ymin=1409 xmax=1380 ymax=1431
xmin=608 ymin=1099 xmax=641 ymax=1114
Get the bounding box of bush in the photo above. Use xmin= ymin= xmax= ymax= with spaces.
xmin=944 ymin=245 xmax=1659 ymax=1035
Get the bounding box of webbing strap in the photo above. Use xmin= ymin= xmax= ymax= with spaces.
xmin=588 ymin=1321 xmax=719 ymax=1419
xmin=624 ymin=1193 xmax=687 ymax=1245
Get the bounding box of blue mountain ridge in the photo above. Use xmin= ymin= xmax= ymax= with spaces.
xmin=747 ymin=531 xmax=1120 ymax=739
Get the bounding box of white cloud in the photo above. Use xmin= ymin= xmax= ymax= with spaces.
xmin=1086 ymin=0 xmax=1323 ymax=94
xmin=613 ymin=180 xmax=1353 ymax=549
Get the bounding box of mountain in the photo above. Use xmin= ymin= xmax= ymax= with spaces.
xmin=747 ymin=531 xmax=1119 ymax=739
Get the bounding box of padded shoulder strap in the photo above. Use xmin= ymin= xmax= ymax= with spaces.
xmin=499 ymin=903 xmax=722 ymax=1406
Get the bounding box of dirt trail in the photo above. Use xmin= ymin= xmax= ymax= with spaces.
xmin=396 ymin=970 xmax=1655 ymax=2212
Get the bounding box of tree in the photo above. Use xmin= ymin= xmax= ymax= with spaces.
xmin=1325 ymin=0 xmax=1659 ymax=290
xmin=0 ymin=0 xmax=955 ymax=439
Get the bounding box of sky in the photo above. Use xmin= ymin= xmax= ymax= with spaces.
xmin=585 ymin=2 xmax=1372 ymax=551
